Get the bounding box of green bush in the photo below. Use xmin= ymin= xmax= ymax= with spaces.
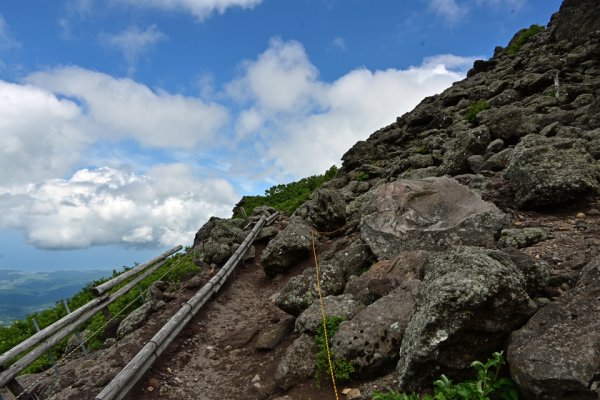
xmin=507 ymin=24 xmax=545 ymax=55
xmin=465 ymin=100 xmax=490 ymax=124
xmin=315 ymin=316 xmax=355 ymax=384
xmin=373 ymin=351 xmax=518 ymax=400
xmin=233 ymin=165 xmax=338 ymax=217
xmin=354 ymin=171 xmax=370 ymax=181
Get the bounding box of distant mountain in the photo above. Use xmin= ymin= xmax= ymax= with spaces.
xmin=0 ymin=269 xmax=111 ymax=325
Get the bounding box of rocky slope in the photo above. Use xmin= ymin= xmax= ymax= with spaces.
xmin=22 ymin=0 xmax=600 ymax=399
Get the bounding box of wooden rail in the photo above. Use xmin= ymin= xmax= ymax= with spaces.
xmin=96 ymin=213 xmax=274 ymax=400
xmin=0 ymin=246 xmax=182 ymax=392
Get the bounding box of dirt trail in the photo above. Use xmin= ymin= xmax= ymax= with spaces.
xmin=128 ymin=245 xmax=338 ymax=400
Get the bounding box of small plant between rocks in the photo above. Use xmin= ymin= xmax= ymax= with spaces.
xmin=464 ymin=100 xmax=490 ymax=124
xmin=372 ymin=351 xmax=518 ymax=400
xmin=507 ymin=24 xmax=545 ymax=55
xmin=315 ymin=316 xmax=355 ymax=385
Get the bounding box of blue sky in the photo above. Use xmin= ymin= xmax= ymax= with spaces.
xmin=0 ymin=0 xmax=562 ymax=271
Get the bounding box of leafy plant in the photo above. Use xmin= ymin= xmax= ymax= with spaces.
xmin=233 ymin=165 xmax=338 ymax=217
xmin=507 ymin=24 xmax=545 ymax=55
xmin=465 ymin=100 xmax=490 ymax=124
xmin=354 ymin=171 xmax=370 ymax=181
xmin=315 ymin=316 xmax=355 ymax=384
xmin=373 ymin=351 xmax=518 ymax=400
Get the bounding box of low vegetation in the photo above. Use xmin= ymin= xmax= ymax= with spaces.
xmin=373 ymin=352 xmax=518 ymax=400
xmin=507 ymin=24 xmax=545 ymax=55
xmin=0 ymin=250 xmax=198 ymax=374
xmin=315 ymin=316 xmax=355 ymax=385
xmin=233 ymin=165 xmax=338 ymax=217
xmin=464 ymin=100 xmax=490 ymax=124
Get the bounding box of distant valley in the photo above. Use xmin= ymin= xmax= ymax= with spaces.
xmin=0 ymin=269 xmax=111 ymax=325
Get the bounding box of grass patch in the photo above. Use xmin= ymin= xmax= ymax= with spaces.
xmin=507 ymin=24 xmax=545 ymax=56
xmin=373 ymin=351 xmax=518 ymax=400
xmin=464 ymin=100 xmax=490 ymax=124
xmin=315 ymin=316 xmax=355 ymax=385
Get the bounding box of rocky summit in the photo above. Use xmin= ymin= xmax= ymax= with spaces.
xmin=30 ymin=1 xmax=600 ymax=399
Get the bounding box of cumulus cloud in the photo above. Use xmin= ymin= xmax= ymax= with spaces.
xmin=0 ymin=81 xmax=88 ymax=186
xmin=117 ymin=0 xmax=263 ymax=21
xmin=0 ymin=165 xmax=238 ymax=249
xmin=26 ymin=66 xmax=229 ymax=149
xmin=99 ymin=25 xmax=167 ymax=75
xmin=229 ymin=39 xmax=474 ymax=178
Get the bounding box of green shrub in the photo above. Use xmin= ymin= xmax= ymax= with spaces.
xmin=354 ymin=171 xmax=370 ymax=181
xmin=233 ymin=165 xmax=338 ymax=218
xmin=373 ymin=351 xmax=518 ymax=400
xmin=507 ymin=24 xmax=545 ymax=55
xmin=315 ymin=316 xmax=355 ymax=384
xmin=465 ymin=100 xmax=490 ymax=124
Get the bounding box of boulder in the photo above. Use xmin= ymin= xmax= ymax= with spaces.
xmin=344 ymin=251 xmax=430 ymax=305
xmin=477 ymin=105 xmax=536 ymax=141
xmin=440 ymin=126 xmax=490 ymax=175
xmin=550 ymin=0 xmax=600 ymax=44
xmin=192 ymin=217 xmax=246 ymax=266
xmin=295 ymin=294 xmax=364 ymax=334
xmin=260 ymin=217 xmax=312 ymax=277
xmin=275 ymin=240 xmax=372 ymax=315
xmin=505 ymin=135 xmax=599 ymax=209
xmin=396 ymin=247 xmax=537 ymax=392
xmin=255 ymin=318 xmax=294 ymax=351
xmin=294 ymin=188 xmax=347 ymax=232
xmin=332 ymin=281 xmax=420 ymax=376
xmin=508 ymin=257 xmax=600 ymax=400
xmin=117 ymin=302 xmax=154 ymax=338
xmin=498 ymin=227 xmax=553 ymax=248
xmin=360 ymin=177 xmax=508 ymax=260
xmin=275 ymin=334 xmax=318 ymax=390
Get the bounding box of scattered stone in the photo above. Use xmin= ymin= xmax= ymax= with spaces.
xmin=275 ymin=334 xmax=318 ymax=390
xmin=343 ymin=388 xmax=362 ymax=399
xmin=184 ymin=275 xmax=203 ymax=289
xmin=576 ymin=212 xmax=586 ymax=219
xmin=498 ymin=227 xmax=553 ymax=248
xmin=255 ymin=318 xmax=294 ymax=351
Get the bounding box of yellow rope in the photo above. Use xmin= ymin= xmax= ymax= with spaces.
xmin=311 ymin=228 xmax=340 ymax=400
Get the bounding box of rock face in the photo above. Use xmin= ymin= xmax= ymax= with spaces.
xmin=360 ymin=177 xmax=508 ymax=260
xmin=551 ymin=0 xmax=600 ymax=43
xmin=332 ymin=281 xmax=420 ymax=376
xmin=505 ymin=135 xmax=599 ymax=209
xmin=260 ymin=217 xmax=312 ymax=277
xmin=396 ymin=247 xmax=537 ymax=391
xmin=508 ymin=257 xmax=600 ymax=400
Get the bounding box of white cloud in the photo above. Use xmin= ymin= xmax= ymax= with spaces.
xmin=99 ymin=25 xmax=167 ymax=75
xmin=429 ymin=0 xmax=468 ymax=24
xmin=475 ymin=0 xmax=524 ymax=10
xmin=0 ymin=14 xmax=19 ymax=50
xmin=229 ymin=39 xmax=474 ymax=179
xmin=0 ymin=165 xmax=238 ymax=249
xmin=0 ymin=81 xmax=88 ymax=186
xmin=331 ymin=37 xmax=346 ymax=51
xmin=26 ymin=66 xmax=229 ymax=149
xmin=117 ymin=0 xmax=263 ymax=21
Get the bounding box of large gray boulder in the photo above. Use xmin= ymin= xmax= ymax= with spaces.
xmin=260 ymin=217 xmax=312 ymax=277
xmin=192 ymin=217 xmax=246 ymax=266
xmin=275 ymin=334 xmax=318 ymax=390
xmin=295 ymin=294 xmax=363 ymax=334
xmin=397 ymin=247 xmax=537 ymax=392
xmin=275 ymin=240 xmax=372 ymax=315
xmin=294 ymin=188 xmax=347 ymax=232
xmin=360 ymin=177 xmax=508 ymax=260
xmin=344 ymin=251 xmax=430 ymax=305
xmin=477 ymin=105 xmax=536 ymax=141
xmin=332 ymin=281 xmax=420 ymax=376
xmin=505 ymin=135 xmax=599 ymax=209
xmin=508 ymin=256 xmax=600 ymax=400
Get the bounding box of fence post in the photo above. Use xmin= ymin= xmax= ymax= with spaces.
xmin=62 ymin=300 xmax=88 ymax=356
xmin=31 ymin=319 xmax=56 ymax=367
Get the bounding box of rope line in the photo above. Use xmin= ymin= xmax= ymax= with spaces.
xmin=12 ymin=251 xmax=192 ymax=399
xmin=311 ymin=229 xmax=340 ymax=400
